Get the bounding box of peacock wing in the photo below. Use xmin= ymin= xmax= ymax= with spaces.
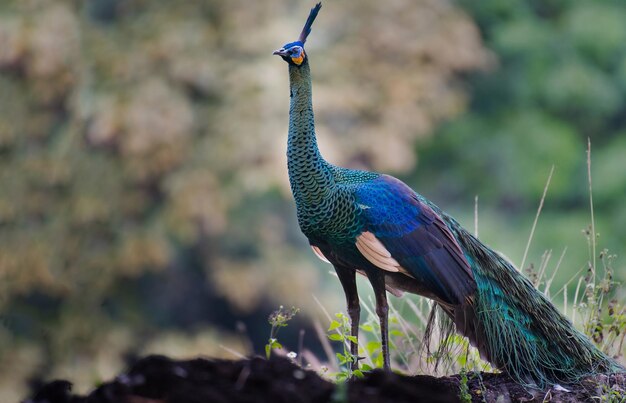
xmin=354 ymin=175 xmax=476 ymax=305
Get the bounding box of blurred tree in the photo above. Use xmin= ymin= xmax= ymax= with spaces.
xmin=414 ymin=0 xmax=626 ymax=266
xmin=0 ymin=0 xmax=489 ymax=399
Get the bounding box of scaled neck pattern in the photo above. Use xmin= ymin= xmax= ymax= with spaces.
xmin=287 ymin=60 xmax=333 ymax=208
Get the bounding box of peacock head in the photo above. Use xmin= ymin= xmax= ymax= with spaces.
xmin=273 ymin=3 xmax=321 ymax=67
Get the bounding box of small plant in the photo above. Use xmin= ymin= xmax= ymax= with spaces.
xmin=595 ymin=380 xmax=626 ymax=403
xmin=327 ymin=312 xmax=365 ymax=381
xmin=458 ymin=368 xmax=472 ymax=403
xmin=573 ymin=234 xmax=626 ymax=359
xmin=265 ymin=305 xmax=299 ymax=359
xmin=359 ymin=298 xmax=423 ymax=371
xmin=358 ymin=312 xmax=384 ymax=369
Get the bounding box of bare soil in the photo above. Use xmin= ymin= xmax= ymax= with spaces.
xmin=24 ymin=355 xmax=625 ymax=403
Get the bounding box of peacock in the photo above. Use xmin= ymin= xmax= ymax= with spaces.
xmin=273 ymin=3 xmax=624 ymax=387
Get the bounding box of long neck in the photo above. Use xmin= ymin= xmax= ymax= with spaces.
xmin=287 ymin=60 xmax=333 ymax=205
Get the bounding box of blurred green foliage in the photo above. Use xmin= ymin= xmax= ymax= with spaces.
xmin=415 ymin=0 xmax=626 ymax=273
xmin=0 ymin=0 xmax=624 ymax=400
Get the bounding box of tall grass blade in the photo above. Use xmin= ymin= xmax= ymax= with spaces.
xmin=520 ymin=165 xmax=554 ymax=271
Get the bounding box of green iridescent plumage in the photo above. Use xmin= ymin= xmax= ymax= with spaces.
xmin=286 ymin=61 xmax=378 ymax=244
xmin=275 ymin=2 xmax=624 ymax=387
xmin=438 ymin=207 xmax=622 ymax=386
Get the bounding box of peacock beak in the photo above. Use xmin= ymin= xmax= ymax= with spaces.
xmin=273 ymin=48 xmax=289 ymax=57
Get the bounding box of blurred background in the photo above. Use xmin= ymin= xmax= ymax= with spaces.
xmin=1 ymin=0 xmax=626 ymax=399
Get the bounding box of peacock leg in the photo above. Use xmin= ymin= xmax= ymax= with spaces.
xmin=333 ymin=264 xmax=360 ymax=370
xmin=368 ymin=270 xmax=390 ymax=371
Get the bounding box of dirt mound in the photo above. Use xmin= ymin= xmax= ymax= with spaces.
xmin=24 ymin=355 xmax=625 ymax=403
